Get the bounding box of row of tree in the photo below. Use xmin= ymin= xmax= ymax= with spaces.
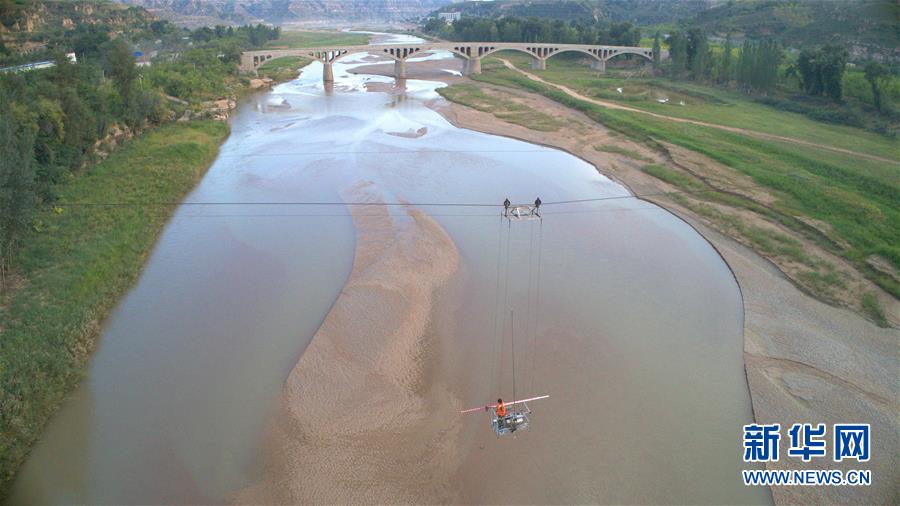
xmin=662 ymin=27 xmax=895 ymax=113
xmin=423 ymin=16 xmax=641 ymax=47
xmin=662 ymin=28 xmax=782 ymax=93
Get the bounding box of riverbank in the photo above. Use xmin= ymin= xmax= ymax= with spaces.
xmin=371 ymin=58 xmax=898 ymax=504
xmin=237 ymin=181 xmax=462 ymax=503
xmin=0 ymin=120 xmax=229 ymax=496
xmin=471 ymin=58 xmax=899 ymax=323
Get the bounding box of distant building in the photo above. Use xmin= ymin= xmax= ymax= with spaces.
xmin=0 ymin=52 xmax=75 ymax=74
xmin=438 ymin=12 xmax=461 ymax=23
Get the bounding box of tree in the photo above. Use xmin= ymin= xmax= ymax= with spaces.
xmin=796 ymin=44 xmax=848 ymax=101
xmin=796 ymin=48 xmax=820 ymax=95
xmin=687 ymin=28 xmax=710 ymax=81
xmin=103 ymin=37 xmax=139 ymax=111
xmin=652 ymin=31 xmax=661 ymax=69
xmin=864 ymin=61 xmax=888 ymax=111
xmin=735 ymin=39 xmax=780 ymax=93
xmin=820 ymin=44 xmax=848 ymax=101
xmin=0 ymin=89 xmax=35 ymax=287
xmin=719 ymin=33 xmax=733 ymax=84
xmin=667 ymin=31 xmax=688 ymax=77
xmin=66 ymin=23 xmax=111 ymax=61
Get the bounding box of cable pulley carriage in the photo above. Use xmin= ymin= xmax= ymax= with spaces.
xmin=461 ymin=197 xmax=548 ymax=438
xmin=502 ymin=197 xmax=542 ymax=221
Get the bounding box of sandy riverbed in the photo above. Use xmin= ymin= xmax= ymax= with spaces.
xmin=235 ymin=181 xmax=463 ymax=503
xmin=353 ymin=57 xmax=898 ymax=504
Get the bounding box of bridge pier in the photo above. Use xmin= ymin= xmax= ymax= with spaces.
xmin=323 ymin=61 xmax=334 ymax=83
xmin=464 ymin=57 xmax=482 ymax=75
xmin=591 ymin=59 xmax=606 ymax=73
xmin=531 ymin=57 xmax=546 ymax=71
xmin=394 ymin=59 xmax=407 ymax=79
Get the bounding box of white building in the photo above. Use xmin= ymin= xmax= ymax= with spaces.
xmin=438 ymin=12 xmax=461 ymax=23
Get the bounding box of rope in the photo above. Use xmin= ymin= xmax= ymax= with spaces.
xmin=489 ymin=214 xmax=503 ymax=399
xmin=525 ymin=219 xmax=535 ymax=395
xmin=529 ymin=219 xmax=543 ymax=396
xmin=500 ymin=218 xmax=512 ymax=400
xmin=510 ymin=309 xmax=516 ymax=404
xmin=58 ymin=184 xmax=758 ymax=208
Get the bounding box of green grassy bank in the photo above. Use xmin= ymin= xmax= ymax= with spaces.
xmin=436 ymin=83 xmax=565 ymax=131
xmin=457 ymin=58 xmax=899 ymax=308
xmin=257 ymin=55 xmax=311 ymax=82
xmin=494 ymin=53 xmax=898 ymax=157
xmin=0 ymin=120 xmax=228 ymax=495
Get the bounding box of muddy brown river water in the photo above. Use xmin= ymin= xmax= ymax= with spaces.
xmin=10 ymin=33 xmax=770 ymax=505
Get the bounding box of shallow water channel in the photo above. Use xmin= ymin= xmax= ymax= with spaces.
xmin=11 ymin=34 xmax=769 ymax=504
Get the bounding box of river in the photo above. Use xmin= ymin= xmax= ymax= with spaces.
xmin=10 ymin=33 xmax=769 ymax=505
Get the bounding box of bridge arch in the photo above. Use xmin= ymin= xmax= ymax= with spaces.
xmin=326 ymin=49 xmax=389 ymax=63
xmin=604 ymin=48 xmax=654 ymax=62
xmin=544 ymin=48 xmax=603 ymax=63
xmin=479 ymin=46 xmax=541 ymax=60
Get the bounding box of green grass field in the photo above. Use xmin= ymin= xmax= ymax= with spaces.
xmin=469 ymin=58 xmax=900 ymax=304
xmin=264 ymin=30 xmax=370 ymax=49
xmin=257 ymin=55 xmax=310 ymax=82
xmin=490 ymin=52 xmax=898 ymax=161
xmin=0 ymin=121 xmax=228 ymax=495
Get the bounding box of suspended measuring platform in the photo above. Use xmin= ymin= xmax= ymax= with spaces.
xmin=461 ymin=198 xmax=546 ymax=438
xmin=461 ymin=395 xmax=550 ymax=437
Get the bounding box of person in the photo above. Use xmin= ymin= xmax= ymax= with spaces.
xmin=496 ymin=398 xmax=506 ymax=418
xmin=533 ymin=197 xmax=541 ymax=215
xmin=503 ymin=198 xmax=511 ymax=216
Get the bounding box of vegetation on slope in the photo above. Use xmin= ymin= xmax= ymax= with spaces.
xmin=0 ymin=17 xmax=282 ymax=284
xmin=0 ymin=120 xmax=228 ymax=495
xmin=685 ymin=0 xmax=899 ymax=62
xmin=431 ymin=0 xmax=711 ymax=25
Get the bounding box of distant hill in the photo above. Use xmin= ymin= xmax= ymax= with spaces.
xmin=117 ymin=0 xmax=452 ymax=26
xmin=685 ymin=0 xmax=899 ymax=62
xmin=0 ymin=0 xmax=155 ymax=55
xmin=1 ymin=0 xmax=153 ymax=33
xmin=433 ymin=0 xmax=716 ymax=25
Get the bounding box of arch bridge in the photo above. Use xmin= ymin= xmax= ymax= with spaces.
xmin=240 ymin=42 xmax=664 ymax=82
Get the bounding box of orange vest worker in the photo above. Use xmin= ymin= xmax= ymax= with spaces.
xmin=496 ymin=398 xmax=506 ymax=417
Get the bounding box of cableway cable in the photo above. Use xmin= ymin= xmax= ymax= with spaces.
xmin=56 ymin=184 xmax=758 ymax=208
